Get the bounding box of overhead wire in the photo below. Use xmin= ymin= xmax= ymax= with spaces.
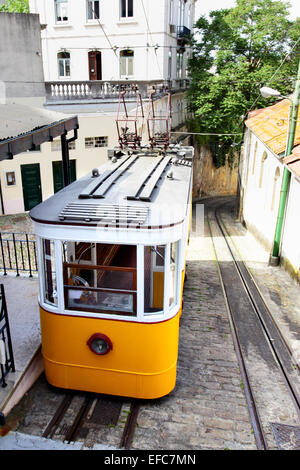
xmin=141 ymin=0 xmax=164 ymax=80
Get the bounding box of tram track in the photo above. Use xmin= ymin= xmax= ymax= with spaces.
xmin=42 ymin=389 xmax=140 ymax=449
xmin=206 ymin=198 xmax=300 ymax=450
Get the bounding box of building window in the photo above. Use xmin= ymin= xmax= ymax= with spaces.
xmin=168 ymin=48 xmax=172 ymax=79
xmin=85 ymin=136 xmax=108 ymax=148
xmin=169 ymin=0 xmax=174 ymax=24
xmin=55 ymin=0 xmax=68 ymax=23
xmin=87 ymin=0 xmax=100 ymax=21
xmin=120 ymin=49 xmax=134 ymax=77
xmin=176 ymin=51 xmax=183 ymax=79
xmin=252 ymin=141 xmax=258 ymax=174
xmin=271 ymin=167 xmax=280 ymax=211
xmin=51 ymin=139 xmax=75 ymax=151
xmin=259 ymin=151 xmax=268 ymax=188
xmin=5 ymin=171 xmax=16 ymax=186
xmin=120 ymin=0 xmax=133 ymax=18
xmin=178 ymin=0 xmax=185 ymax=26
xmin=58 ymin=51 xmax=70 ymax=77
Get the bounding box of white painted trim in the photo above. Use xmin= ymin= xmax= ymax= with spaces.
xmin=55 ymin=239 xmax=65 ymax=312
xmin=163 ymin=243 xmax=170 ymax=314
xmin=136 ymin=244 xmax=144 ymax=321
xmin=31 ymin=219 xmax=185 ymax=245
xmin=36 ymin=236 xmax=43 ymax=306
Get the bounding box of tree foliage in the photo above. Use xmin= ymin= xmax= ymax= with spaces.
xmin=187 ymin=0 xmax=300 ymax=166
xmin=0 ymin=0 xmax=29 ymax=13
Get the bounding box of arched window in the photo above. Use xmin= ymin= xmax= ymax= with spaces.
xmin=57 ymin=51 xmax=70 ymax=77
xmin=259 ymin=151 xmax=268 ymax=188
xmin=252 ymin=141 xmax=258 ymax=175
xmin=120 ymin=49 xmax=134 ymax=77
xmin=271 ymin=167 xmax=281 ymax=211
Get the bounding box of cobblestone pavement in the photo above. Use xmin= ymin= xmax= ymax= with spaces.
xmin=0 ymin=213 xmax=33 ymax=234
xmin=4 ymin=197 xmax=300 ymax=450
xmin=132 ymin=199 xmax=256 ymax=450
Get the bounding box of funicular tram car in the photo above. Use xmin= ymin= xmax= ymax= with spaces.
xmin=30 ymin=145 xmax=194 ymax=399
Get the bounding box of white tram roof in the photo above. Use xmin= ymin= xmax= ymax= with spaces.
xmin=30 ymin=145 xmax=193 ymax=235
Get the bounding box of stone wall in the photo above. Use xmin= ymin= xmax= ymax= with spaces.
xmin=0 ymin=12 xmax=45 ymax=105
xmin=192 ymin=142 xmax=239 ymax=200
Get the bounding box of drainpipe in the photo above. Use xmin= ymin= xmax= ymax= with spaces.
xmin=269 ymin=60 xmax=300 ymax=266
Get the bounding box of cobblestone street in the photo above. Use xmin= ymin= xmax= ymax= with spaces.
xmin=132 ymin=200 xmax=256 ymax=450
xmin=2 ymin=197 xmax=300 ymax=451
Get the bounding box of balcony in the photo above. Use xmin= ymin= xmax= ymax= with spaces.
xmin=45 ymin=79 xmax=190 ymax=104
xmin=177 ymin=25 xmax=191 ymax=45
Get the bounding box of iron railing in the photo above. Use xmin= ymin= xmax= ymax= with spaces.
xmin=0 ymin=232 xmax=38 ymax=277
xmin=0 ymin=284 xmax=15 ymax=388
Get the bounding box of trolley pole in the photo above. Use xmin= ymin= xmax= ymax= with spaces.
xmin=270 ymin=59 xmax=300 ymax=266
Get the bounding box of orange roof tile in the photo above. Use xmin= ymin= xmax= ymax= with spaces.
xmin=245 ymin=97 xmax=300 ymax=156
xmin=283 ymin=144 xmax=300 ymax=178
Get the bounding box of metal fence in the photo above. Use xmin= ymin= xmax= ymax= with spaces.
xmin=0 ymin=232 xmax=38 ymax=277
xmin=0 ymin=284 xmax=15 ymax=388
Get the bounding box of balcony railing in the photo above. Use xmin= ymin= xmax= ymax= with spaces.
xmin=45 ymin=79 xmax=190 ymax=103
xmin=177 ymin=25 xmax=191 ymax=40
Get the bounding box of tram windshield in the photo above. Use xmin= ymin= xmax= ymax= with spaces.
xmin=62 ymin=242 xmax=137 ymax=316
xmin=40 ymin=239 xmax=179 ymax=318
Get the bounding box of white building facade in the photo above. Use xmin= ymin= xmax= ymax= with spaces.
xmin=29 ymin=0 xmax=196 ymax=83
xmin=239 ymin=100 xmax=300 ymax=282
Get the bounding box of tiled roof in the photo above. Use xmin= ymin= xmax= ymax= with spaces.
xmin=245 ymin=97 xmax=300 ymax=156
xmin=282 ymin=145 xmax=300 ymax=178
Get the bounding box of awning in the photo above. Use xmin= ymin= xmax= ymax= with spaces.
xmin=0 ymin=103 xmax=79 ymax=160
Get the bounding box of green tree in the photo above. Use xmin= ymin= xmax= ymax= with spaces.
xmin=187 ymin=0 xmax=300 ymax=166
xmin=0 ymin=0 xmax=29 ymax=13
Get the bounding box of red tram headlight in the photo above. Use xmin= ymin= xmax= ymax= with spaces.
xmin=87 ymin=333 xmax=113 ymax=355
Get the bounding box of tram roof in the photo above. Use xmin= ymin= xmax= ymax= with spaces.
xmin=30 ymin=146 xmax=193 ymax=230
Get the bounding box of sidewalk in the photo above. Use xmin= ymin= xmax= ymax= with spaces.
xmin=219 ymin=199 xmax=300 ymax=369
xmin=0 ymin=275 xmax=41 ymax=412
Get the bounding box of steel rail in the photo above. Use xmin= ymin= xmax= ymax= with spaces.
xmin=119 ymin=400 xmax=140 ymax=449
xmin=207 ymin=211 xmax=268 ymax=450
xmin=209 ymin=199 xmax=300 ymax=450
xmin=42 ymin=393 xmax=73 ymax=439
xmin=42 ymin=391 xmax=140 ymax=448
xmin=215 ymin=203 xmax=300 ymax=419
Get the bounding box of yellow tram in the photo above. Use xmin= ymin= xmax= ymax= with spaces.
xmin=30 ymin=145 xmax=193 ymax=399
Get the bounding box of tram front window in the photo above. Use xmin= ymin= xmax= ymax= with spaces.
xmin=42 ymin=239 xmax=58 ymax=306
xmin=62 ymin=242 xmax=137 ymax=316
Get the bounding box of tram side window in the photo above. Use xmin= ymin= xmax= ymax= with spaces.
xmin=169 ymin=242 xmax=178 ymax=307
xmin=42 ymin=239 xmax=58 ymax=306
xmin=62 ymin=241 xmax=137 ymax=316
xmin=144 ymin=245 xmax=165 ymax=314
